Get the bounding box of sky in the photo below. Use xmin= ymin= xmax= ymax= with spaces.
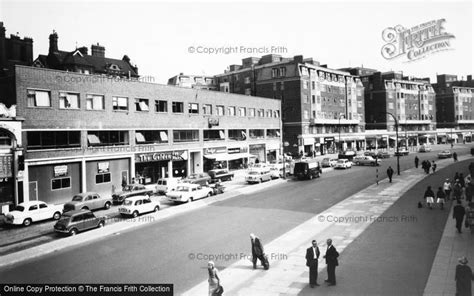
xmin=0 ymin=0 xmax=472 ymax=84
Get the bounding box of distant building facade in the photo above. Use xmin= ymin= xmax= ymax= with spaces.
xmin=168 ymin=73 xmax=217 ymax=90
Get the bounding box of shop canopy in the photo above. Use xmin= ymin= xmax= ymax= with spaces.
xmin=204 ymin=152 xmax=256 ymax=162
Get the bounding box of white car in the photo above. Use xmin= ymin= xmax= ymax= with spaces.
xmin=245 ymin=168 xmax=272 ymax=184
xmin=4 ymin=201 xmax=63 ymax=226
xmin=118 ymin=195 xmax=160 ymax=218
xmin=166 ymin=183 xmax=213 ymax=203
xmin=335 ymin=159 xmax=352 ymax=169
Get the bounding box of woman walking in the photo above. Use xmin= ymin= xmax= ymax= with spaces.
xmin=207 ymin=261 xmax=221 ymax=296
xmin=455 ymin=257 xmax=473 ymax=296
xmin=424 ymin=186 xmax=435 ymax=209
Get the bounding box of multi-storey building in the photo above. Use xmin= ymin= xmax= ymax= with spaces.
xmin=214 ymin=54 xmax=365 ymax=156
xmin=434 ymin=74 xmax=474 ymax=143
xmin=0 ymin=65 xmax=282 ymax=206
xmin=167 ymin=73 xmax=217 ymax=90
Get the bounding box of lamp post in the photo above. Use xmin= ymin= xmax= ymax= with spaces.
xmin=386 ymin=112 xmax=400 ymax=175
xmin=338 ymin=114 xmax=345 ymax=153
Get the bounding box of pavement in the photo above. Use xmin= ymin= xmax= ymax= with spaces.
xmin=182 ymin=153 xmax=474 ymax=296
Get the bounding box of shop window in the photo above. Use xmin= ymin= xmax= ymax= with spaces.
xmin=173 ymin=130 xmax=199 ymax=142
xmin=203 ymin=104 xmax=212 ymax=115
xmin=27 ymin=131 xmax=81 ymax=150
xmin=249 ymin=129 xmax=264 ymax=139
xmin=229 ymin=129 xmax=246 ymax=140
xmin=135 ymin=130 xmax=168 ymax=144
xmin=204 ymin=130 xmax=225 ymax=141
xmin=27 ymin=89 xmax=51 ymax=107
xmin=96 ymin=173 xmax=111 ymax=184
xmin=59 ymin=92 xmax=80 ymax=109
xmin=266 ymin=129 xmax=280 ymax=138
xmin=135 ymin=98 xmax=150 ymax=112
xmin=280 ymin=67 xmax=286 ymax=77
xmin=52 ymin=177 xmax=71 ymax=190
xmin=86 ymin=94 xmax=105 ymax=110
xmin=172 ymin=101 xmax=184 ymax=113
xmin=188 ymin=103 xmax=199 ymax=114
xmin=112 ymin=96 xmax=128 ymax=111
xmin=155 ymin=100 xmax=168 ymax=112
xmin=87 ymin=131 xmax=129 ymax=147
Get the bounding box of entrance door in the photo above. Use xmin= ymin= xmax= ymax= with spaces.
xmin=28 ymin=181 xmax=38 ymax=201
xmin=121 ymin=170 xmax=128 ymax=185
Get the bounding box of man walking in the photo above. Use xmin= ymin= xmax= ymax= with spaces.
xmin=305 ymin=240 xmax=320 ymax=288
xmin=432 ymin=161 xmax=437 ymax=173
xmin=443 ymin=178 xmax=452 ymax=200
xmin=414 ymin=156 xmax=419 ymax=168
xmin=324 ymin=239 xmax=339 ymax=286
xmin=387 ymin=166 xmax=394 ymax=183
xmin=453 ymin=200 xmax=466 ymax=233
xmin=250 ymin=233 xmax=267 ymax=269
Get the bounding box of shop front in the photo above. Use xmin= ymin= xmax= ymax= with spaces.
xmin=135 ymin=150 xmax=188 ymax=184
xmin=228 ymin=147 xmax=251 ymax=170
xmin=324 ymin=137 xmax=335 ymax=154
xmin=203 ymin=146 xmax=227 ymax=171
xmin=249 ymin=144 xmax=266 ymax=164
xmin=86 ymin=158 xmax=130 ymax=198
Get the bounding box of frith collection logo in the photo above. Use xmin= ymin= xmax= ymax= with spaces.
xmin=381 ymin=19 xmax=455 ymax=62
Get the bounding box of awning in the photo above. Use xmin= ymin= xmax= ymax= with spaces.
xmin=204 ymin=152 xmax=256 ymax=161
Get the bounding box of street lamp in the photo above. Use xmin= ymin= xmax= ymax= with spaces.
xmin=386 ymin=112 xmax=400 ymax=175
xmin=338 ymin=114 xmax=345 ymax=153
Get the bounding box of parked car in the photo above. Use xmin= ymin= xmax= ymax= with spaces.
xmin=63 ymin=192 xmax=112 ymax=212
xmin=54 ymin=209 xmax=105 ymax=236
xmin=321 ymin=158 xmax=338 ymax=168
xmin=208 ymin=169 xmax=234 ymax=183
xmin=419 ymin=144 xmax=432 ymax=152
xmin=112 ymin=184 xmax=154 ymax=205
xmin=293 ymin=159 xmax=322 ymax=180
xmin=118 ymin=195 xmax=160 ymax=218
xmin=4 ymin=201 xmax=62 ymax=226
xmin=438 ymin=150 xmax=453 ymax=159
xmin=335 ymin=159 xmax=352 ymax=169
xmin=268 ymin=164 xmax=284 ymax=179
xmin=376 ymin=151 xmax=390 ymax=158
xmin=245 ymin=168 xmax=272 ymax=184
xmin=156 ymin=178 xmax=181 ymax=195
xmin=166 ymin=183 xmax=213 ymax=203
xmin=353 ymin=156 xmax=380 ymax=166
xmin=363 ymin=151 xmax=377 ymax=158
xmin=182 ymin=173 xmax=212 ymax=186
xmin=394 ymin=148 xmax=409 ymax=156
xmin=338 ymin=150 xmax=357 ymax=161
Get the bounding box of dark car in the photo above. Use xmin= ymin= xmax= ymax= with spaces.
xmin=207 ymin=169 xmax=234 ymax=183
xmin=54 ymin=209 xmax=105 ymax=236
xmin=112 ymin=184 xmax=154 ymax=205
xmin=376 ymin=151 xmax=390 ymax=158
xmin=182 ymin=173 xmax=212 ymax=186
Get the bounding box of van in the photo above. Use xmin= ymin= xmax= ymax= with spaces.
xmin=156 ymin=178 xmax=181 ymax=195
xmin=293 ymin=159 xmax=322 ymax=180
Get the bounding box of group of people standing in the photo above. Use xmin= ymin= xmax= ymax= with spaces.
xmin=415 ymin=156 xmax=438 ymax=174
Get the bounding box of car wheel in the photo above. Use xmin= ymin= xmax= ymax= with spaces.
xmin=154 ymin=206 xmax=160 ymax=212
xmin=132 ymin=211 xmax=139 ymax=218
xmin=69 ymin=228 xmax=78 ymax=236
xmin=104 ymin=202 xmax=111 ymax=209
xmin=53 ymin=212 xmax=61 ymax=220
xmin=98 ymin=221 xmax=105 ymax=228
xmin=190 ymin=197 xmax=194 ymax=202
xmin=23 ymin=218 xmax=32 ymax=227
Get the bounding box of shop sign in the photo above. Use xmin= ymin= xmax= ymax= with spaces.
xmin=0 ymin=155 xmax=12 ymax=178
xmin=203 ymin=147 xmax=227 ymax=155
xmin=228 ymin=147 xmax=241 ymax=154
xmin=136 ymin=150 xmax=188 ymax=163
xmin=53 ymin=165 xmax=68 ymax=177
xmin=97 ymin=162 xmax=110 ymax=174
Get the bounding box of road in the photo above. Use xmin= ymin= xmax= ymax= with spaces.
xmin=0 ymin=146 xmax=469 ymax=295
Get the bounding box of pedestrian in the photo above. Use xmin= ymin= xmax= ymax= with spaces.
xmin=444 ymin=178 xmax=452 ymax=200
xmin=466 ymin=183 xmax=474 ymax=203
xmin=426 ymin=160 xmax=432 ymax=174
xmin=469 ymin=162 xmax=474 ymax=177
xmin=455 ymin=257 xmax=473 ymax=296
xmin=250 ymin=233 xmax=268 ymax=270
xmin=453 ymin=199 xmax=466 ymax=233
xmin=454 ymin=180 xmax=463 ymax=200
xmin=460 ymin=173 xmax=466 ymax=188
xmin=323 ymin=239 xmax=339 ymax=286
xmin=424 ymin=186 xmax=435 ymax=209
xmin=436 ymin=187 xmax=446 ymax=210
xmin=432 ymin=161 xmax=437 ymax=173
xmin=305 ymin=240 xmax=320 ymax=288
xmin=421 ymin=160 xmax=427 ymax=173
xmin=414 ymin=156 xmax=419 ymax=168
xmin=454 ymin=152 xmax=458 ymax=162
xmin=207 ymin=261 xmax=222 ymax=296
xmin=387 ymin=166 xmax=394 ymax=183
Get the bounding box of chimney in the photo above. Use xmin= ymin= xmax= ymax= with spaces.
xmin=0 ymin=22 xmax=6 ymax=67
xmin=49 ymin=31 xmax=58 ymax=54
xmin=91 ymin=43 xmax=105 ymax=57
xmin=77 ymin=46 xmax=88 ymax=55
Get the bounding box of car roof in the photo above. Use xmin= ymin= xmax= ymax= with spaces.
xmin=62 ymin=209 xmax=93 ymax=216
xmin=17 ymin=201 xmax=45 ymax=206
xmin=74 ymin=192 xmax=99 ymax=197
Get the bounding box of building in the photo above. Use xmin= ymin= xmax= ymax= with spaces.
xmin=4 ymin=65 xmax=281 ymax=206
xmin=168 ymin=73 xmax=217 ymax=90
xmin=434 ymin=74 xmax=474 ymax=143
xmin=214 ymin=54 xmax=366 ymax=156
xmin=0 ymin=22 xmax=34 ymax=77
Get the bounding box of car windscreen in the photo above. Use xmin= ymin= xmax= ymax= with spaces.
xmin=72 ymin=195 xmax=83 ymax=202
xmin=248 ymin=171 xmax=259 ymax=175
xmin=294 ymin=163 xmax=308 ymax=170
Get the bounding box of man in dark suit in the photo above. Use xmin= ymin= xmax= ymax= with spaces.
xmin=453 ymin=200 xmax=466 ymax=233
xmin=387 ymin=166 xmax=394 ymax=183
xmin=305 ymin=240 xmax=320 ymax=288
xmin=250 ymin=233 xmax=266 ymax=269
xmin=323 ymin=238 xmax=339 ymax=286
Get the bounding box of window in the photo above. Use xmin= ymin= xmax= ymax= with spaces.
xmin=281 ymin=82 xmax=285 ymax=90
xmin=87 ymin=131 xmax=129 ymax=147
xmin=249 ymin=129 xmax=264 ymax=139
xmin=0 ymin=131 xmax=12 ymax=147
xmin=135 ymin=98 xmax=150 ymax=112
xmin=273 ymin=82 xmax=277 ymax=91
xmin=204 ymin=130 xmax=225 ymax=141
xmin=155 ymin=100 xmax=168 ymax=112
xmin=229 ymin=129 xmax=247 ymax=140
xmin=59 ymin=92 xmax=79 ymax=109
xmin=52 ymin=177 xmax=71 ymax=190
xmin=303 ymin=81 xmax=308 ymax=89
xmin=172 ymin=101 xmax=184 ymax=113
xmin=227 ymin=106 xmax=236 ymax=116
xmin=27 ymin=90 xmax=51 ymax=107
xmin=96 ymin=173 xmax=111 ymax=184
xmin=238 ymin=107 xmax=246 ymax=117
xmin=304 ymin=95 xmax=309 ymax=104
xmin=272 ymin=68 xmax=278 ymax=78
xmin=135 ymin=130 xmax=168 ymax=144
xmin=257 ymin=109 xmax=264 ymax=117
xmin=304 ymin=110 xmax=309 ymax=120
xmin=274 ymin=110 xmax=280 ymax=118
xmin=266 ymin=109 xmax=273 ymax=118
xmin=86 ymin=94 xmax=104 ymax=110
xmin=217 ymin=105 xmax=225 ymax=116
xmin=112 ymin=96 xmax=128 ymax=111
xmin=312 ymin=81 xmax=316 ymax=90
xmin=189 ymin=103 xmax=199 ymax=114
xmin=266 ymin=129 xmax=280 ymax=138
xmin=203 ymin=104 xmax=212 ymax=115
xmin=249 ymin=108 xmax=256 ymax=117
xmin=27 ymin=131 xmax=81 ymax=150
xmin=280 ymin=67 xmax=286 ymax=77
xmin=312 ymin=95 xmax=316 ymax=104
xmin=173 ymin=130 xmax=199 ymax=142
xmin=244 ymin=77 xmax=251 ymax=84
